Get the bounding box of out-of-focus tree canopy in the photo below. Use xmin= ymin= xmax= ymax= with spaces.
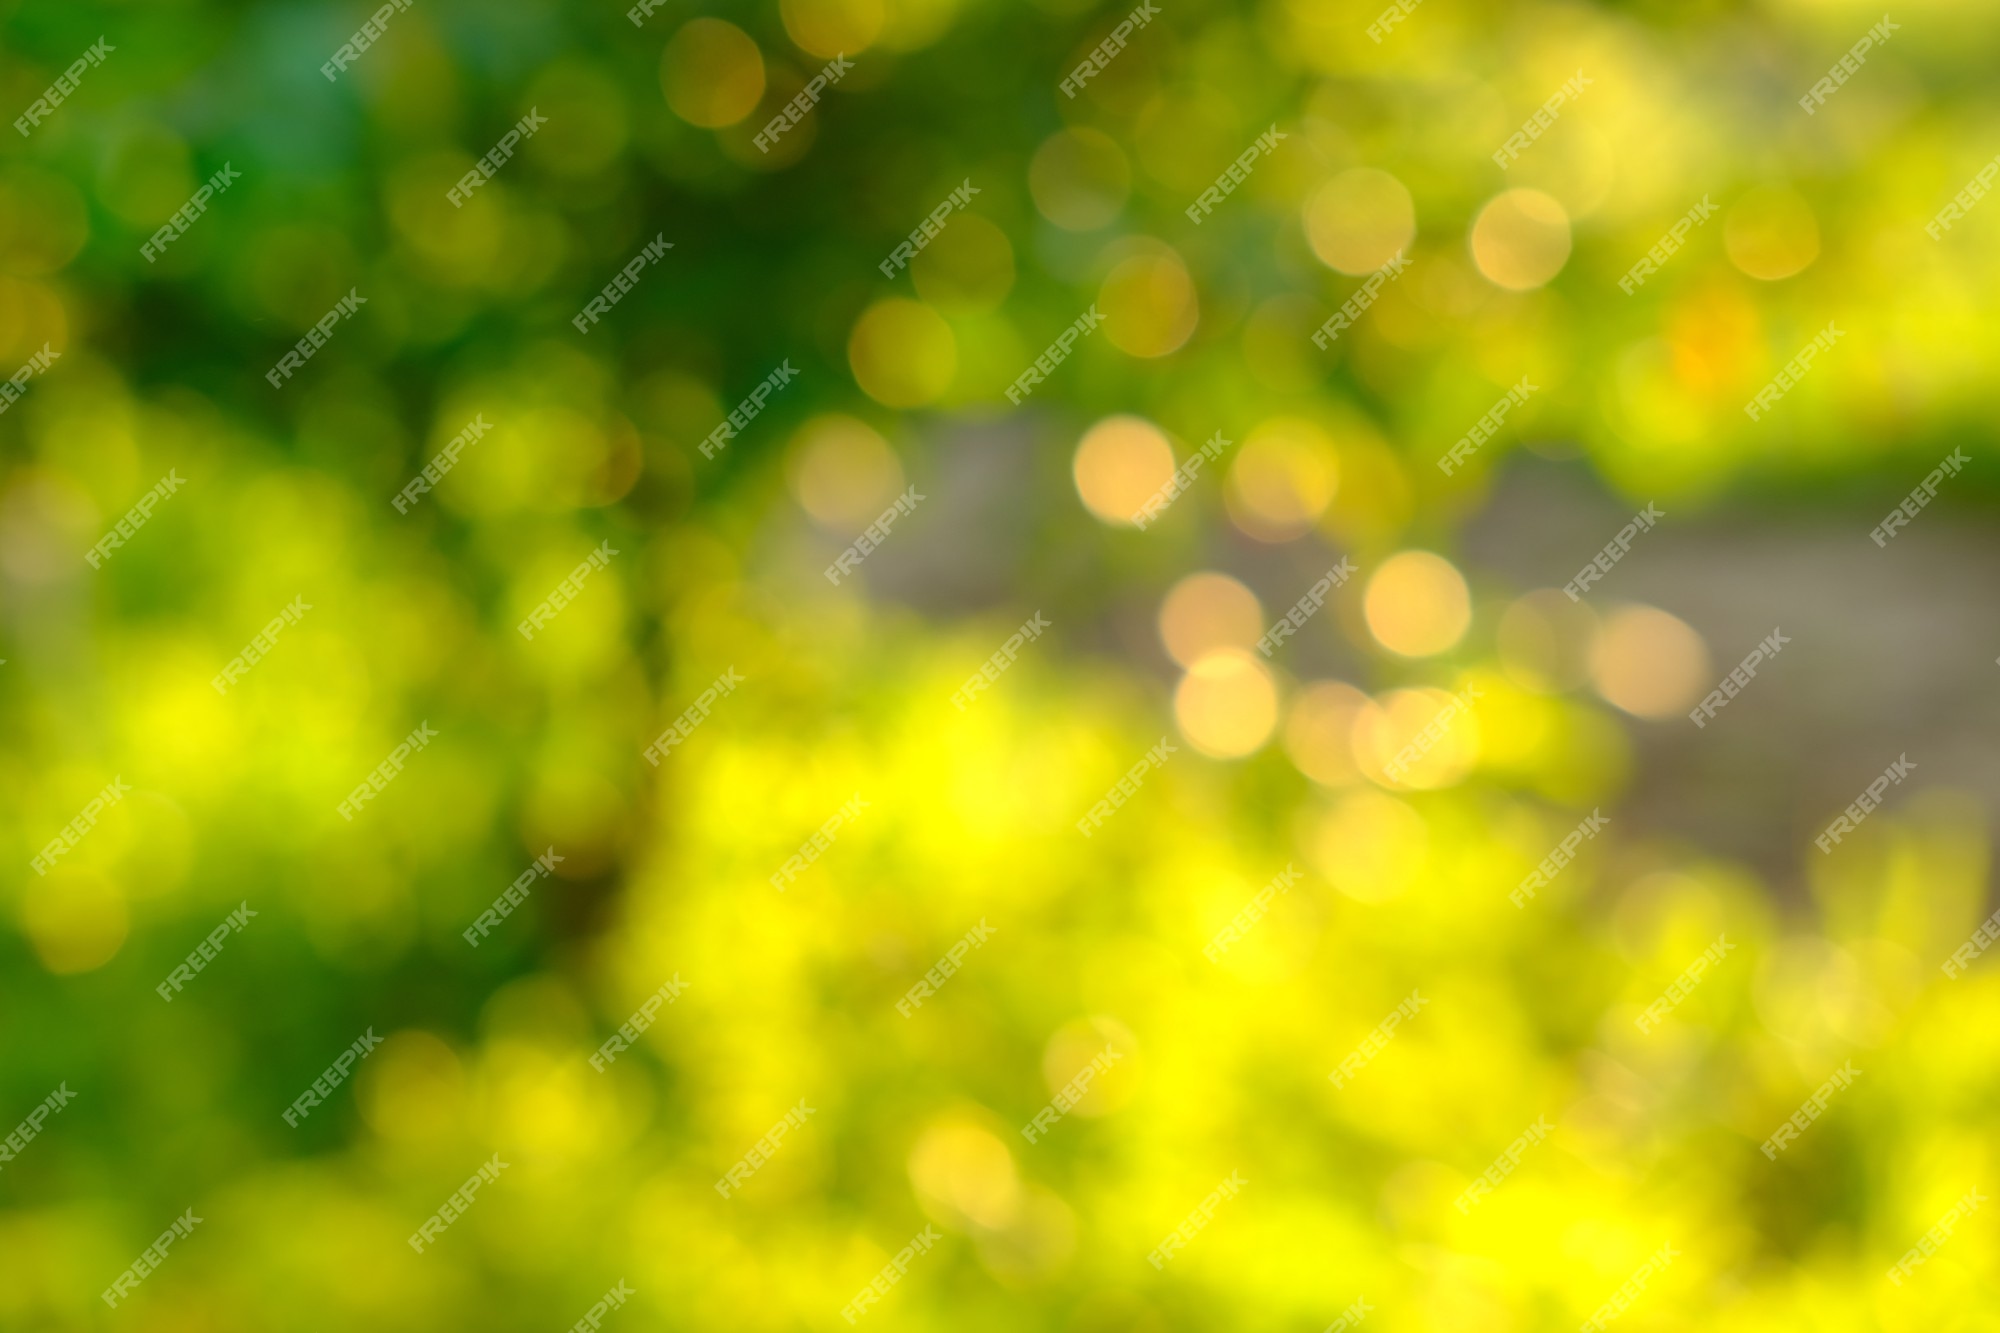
xmin=3 ymin=0 xmax=1998 ymax=1329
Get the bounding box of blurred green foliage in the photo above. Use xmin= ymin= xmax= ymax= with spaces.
xmin=3 ymin=0 xmax=1999 ymax=1329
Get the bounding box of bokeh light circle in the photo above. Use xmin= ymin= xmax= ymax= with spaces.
xmin=1098 ymin=246 xmax=1198 ymax=359
xmin=1304 ymin=168 xmax=1416 ymax=276
xmin=661 ymin=19 xmax=766 ymax=128
xmin=781 ymin=0 xmax=885 ymax=59
xmin=848 ymin=299 xmax=957 ymax=407
xmin=1174 ymin=649 xmax=1281 ymax=758
xmin=1470 ymin=188 xmax=1572 ymax=291
xmin=786 ymin=414 xmax=904 ymax=529
xmin=1222 ymin=417 xmax=1338 ymax=542
xmin=1725 ymin=185 xmax=1820 ymax=281
xmin=1284 ymin=680 xmax=1369 ymax=786
xmin=1363 ymin=550 xmax=1472 ymax=657
xmin=1072 ymin=415 xmax=1175 ymax=526
xmin=1158 ymin=572 xmax=1264 ymax=668
xmin=1589 ymin=603 xmax=1709 ymax=718
xmin=1029 ymin=129 xmax=1131 ymax=231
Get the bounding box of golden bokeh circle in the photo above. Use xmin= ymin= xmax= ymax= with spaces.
xmin=781 ymin=0 xmax=885 ymax=58
xmin=1098 ymin=247 xmax=1198 ymax=359
xmin=1222 ymin=417 xmax=1338 ymax=543
xmin=1353 ymin=686 xmax=1480 ymax=790
xmin=1725 ymin=185 xmax=1820 ymax=281
xmin=1158 ymin=572 xmax=1264 ymax=668
xmin=1589 ymin=603 xmax=1710 ymax=718
xmin=1284 ymin=679 xmax=1370 ymax=786
xmin=786 ymin=414 xmax=904 ymax=529
xmin=1072 ymin=415 xmax=1175 ymax=526
xmin=1470 ymin=188 xmax=1572 ymax=291
xmin=1174 ymin=648 xmax=1281 ymax=759
xmin=1364 ymin=550 xmax=1472 ymax=657
xmin=848 ymin=298 xmax=958 ymax=407
xmin=1304 ymin=168 xmax=1416 ymax=276
xmin=661 ymin=19 xmax=766 ymax=129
